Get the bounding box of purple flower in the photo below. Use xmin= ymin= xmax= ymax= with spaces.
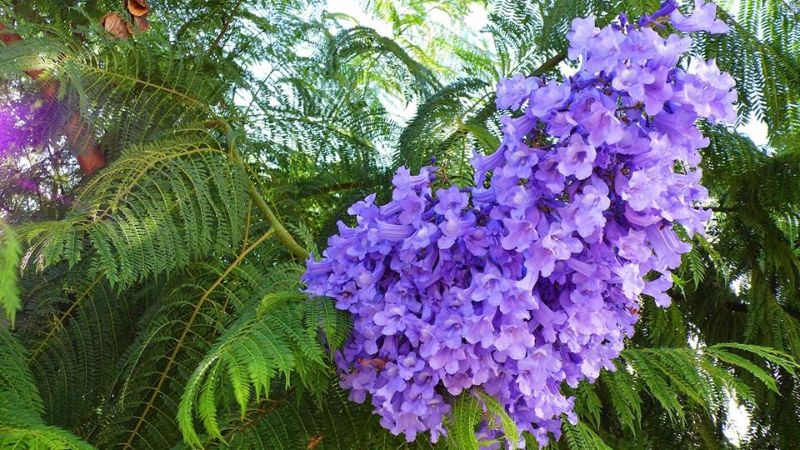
xmin=493 ymin=324 xmax=535 ymax=360
xmin=472 ymin=147 xmax=506 ymax=185
xmin=529 ymin=81 xmax=571 ymax=118
xmin=652 ymin=33 xmax=692 ymax=68
xmin=374 ymin=304 xmax=409 ymax=335
xmin=542 ymin=223 xmax=583 ymax=261
xmin=556 ymin=136 xmax=596 ymax=180
xmin=534 ymin=155 xmax=566 ymax=194
xmin=612 ymin=64 xmax=656 ymax=100
xmin=621 ymin=170 xmax=662 ymax=211
xmin=616 ymin=229 xmax=652 ymax=263
xmin=582 ymin=26 xmax=625 ymax=74
xmin=644 ymin=274 xmax=674 ymax=307
xmin=434 ymin=185 xmax=469 ymax=216
xmin=570 ymin=176 xmax=611 ymax=238
xmin=620 ymin=27 xmax=659 ymax=64
xmin=532 ymin=223 xmax=584 ymax=277
xmin=568 ymin=17 xmax=599 ymax=59
xmin=304 ymin=7 xmax=726 ymax=446
xmin=496 ymin=74 xmax=538 ymax=110
xmin=670 ymin=0 xmax=729 ymax=34
xmin=616 ymin=263 xmax=645 ymax=298
xmin=675 ymin=60 xmax=737 ymax=123
xmin=499 ymin=290 xmax=538 ymax=319
xmin=641 ymin=68 xmax=674 ymax=115
xmin=501 ymin=218 xmax=539 ymax=251
xmin=571 ymin=93 xmax=624 ymax=147
xmin=464 ymin=226 xmax=491 ymax=256
xmin=638 ymin=0 xmax=677 ymax=26
xmin=393 ymin=166 xmax=431 ymax=194
xmin=348 ymin=193 xmax=379 ymax=222
xmin=502 ymin=144 xmax=539 ymax=179
xmin=398 ymin=352 xmax=426 ymax=380
xmin=438 ymin=213 xmax=475 ymax=249
xmin=376 ymin=220 xmax=414 ymax=241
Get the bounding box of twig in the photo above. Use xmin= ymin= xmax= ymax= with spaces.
xmin=209 ymin=0 xmax=244 ymax=52
xmin=208 ymin=119 xmax=309 ymax=260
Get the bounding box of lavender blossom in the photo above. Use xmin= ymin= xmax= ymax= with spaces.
xmin=304 ymin=4 xmax=735 ymax=448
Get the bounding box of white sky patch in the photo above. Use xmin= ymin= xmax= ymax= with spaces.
xmin=738 ymin=113 xmax=769 ymax=147
xmin=724 ymin=394 xmax=751 ymax=446
xmin=465 ymin=3 xmax=490 ymax=30
xmin=325 ymin=0 xmax=393 ymax=36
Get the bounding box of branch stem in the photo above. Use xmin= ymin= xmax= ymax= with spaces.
xmin=217 ymin=121 xmax=309 ymax=259
xmin=247 ymin=183 xmax=309 ymax=259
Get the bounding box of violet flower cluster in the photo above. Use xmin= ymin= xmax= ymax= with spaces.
xmin=304 ymin=1 xmax=735 ymax=447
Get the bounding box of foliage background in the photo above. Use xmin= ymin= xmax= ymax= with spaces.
xmin=0 ymin=0 xmax=798 ymax=448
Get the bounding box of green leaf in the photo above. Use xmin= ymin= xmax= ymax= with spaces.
xmin=0 ymin=221 xmax=21 ymax=327
xmin=446 ymin=394 xmax=481 ymax=450
xmin=475 ymin=389 xmax=521 ymax=448
xmin=563 ymin=420 xmax=613 ymax=450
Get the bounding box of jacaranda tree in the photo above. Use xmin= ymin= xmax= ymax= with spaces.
xmin=0 ymin=0 xmax=798 ymax=449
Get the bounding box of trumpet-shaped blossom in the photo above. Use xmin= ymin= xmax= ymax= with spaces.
xmin=670 ymin=0 xmax=729 ymax=34
xmin=304 ymin=1 xmax=734 ymax=448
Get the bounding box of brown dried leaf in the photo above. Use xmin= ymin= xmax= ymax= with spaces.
xmin=126 ymin=0 xmax=150 ymax=17
xmin=40 ymin=80 xmax=59 ymax=100
xmin=133 ymin=15 xmax=150 ymax=33
xmin=0 ymin=23 xmax=23 ymax=44
xmin=77 ymin=145 xmax=107 ymax=175
xmin=101 ymin=12 xmax=132 ymax=40
xmin=306 ymin=436 xmax=323 ymax=449
xmin=65 ymin=112 xmax=107 ymax=174
xmin=25 ymin=69 xmax=43 ymax=80
xmin=64 ymin=112 xmax=92 ymax=146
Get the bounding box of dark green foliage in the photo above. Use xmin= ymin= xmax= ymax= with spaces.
xmin=0 ymin=328 xmax=94 ymax=449
xmin=19 ymin=136 xmax=249 ymax=286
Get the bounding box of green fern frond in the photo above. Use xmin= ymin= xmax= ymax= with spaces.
xmin=330 ymin=26 xmax=442 ymax=98
xmin=600 ymin=366 xmax=642 ymax=434
xmin=562 ymin=420 xmax=613 ymax=450
xmin=0 ymin=220 xmax=21 ymax=326
xmin=0 ymin=30 xmax=230 ymax=161
xmin=18 ymin=270 xmax=153 ymax=429
xmin=474 ymin=389 xmax=521 ymax=447
xmin=0 ymin=328 xmax=95 ymax=450
xmin=0 ymin=36 xmax=66 ymax=79
xmin=0 ymin=328 xmax=42 ymax=413
xmin=615 ymin=343 xmax=799 ymax=427
xmin=19 ymin=135 xmax=249 ymax=287
xmin=179 ymin=287 xmax=350 ymax=447
xmin=394 ymin=77 xmax=494 ymax=177
xmin=446 ymin=394 xmax=482 ymax=450
xmin=705 ymin=3 xmax=800 ymax=140
xmin=0 ymin=411 xmax=96 ymax=450
xmin=177 ymin=374 xmax=438 ymax=450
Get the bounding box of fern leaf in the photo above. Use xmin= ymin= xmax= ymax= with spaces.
xmin=0 ymin=221 xmax=21 ymax=327
xmin=562 ymin=420 xmax=612 ymax=450
xmin=474 ymin=389 xmax=521 ymax=448
xmin=0 ymin=329 xmax=95 ymax=450
xmin=446 ymin=394 xmax=481 ymax=450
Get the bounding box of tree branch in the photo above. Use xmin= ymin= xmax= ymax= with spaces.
xmin=208 ymin=119 xmax=309 ymax=260
xmin=209 ymin=0 xmax=244 ymax=53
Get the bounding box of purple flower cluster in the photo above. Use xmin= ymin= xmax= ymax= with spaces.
xmin=304 ymin=1 xmax=735 ymax=447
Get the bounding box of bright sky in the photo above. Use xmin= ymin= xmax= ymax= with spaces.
xmin=323 ymin=1 xmax=763 ymax=444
